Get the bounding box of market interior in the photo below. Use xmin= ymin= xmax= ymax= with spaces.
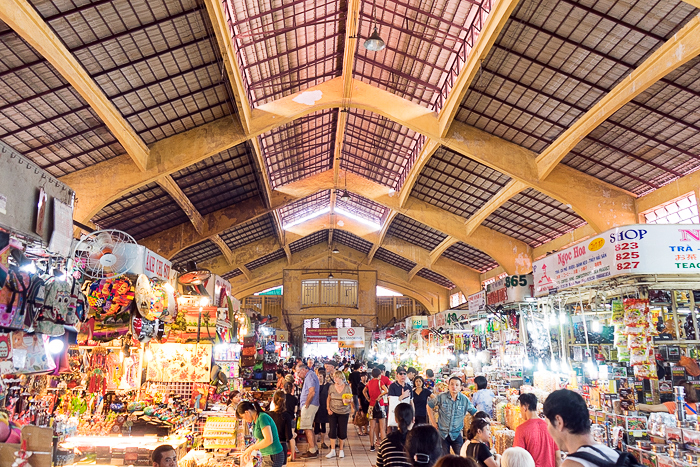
xmin=1 ymin=0 xmax=700 ymax=466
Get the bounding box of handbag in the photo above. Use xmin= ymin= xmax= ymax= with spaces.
xmin=354 ymin=410 xmax=368 ymax=427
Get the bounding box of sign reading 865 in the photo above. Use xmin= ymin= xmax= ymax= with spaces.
xmin=504 ymin=275 xmax=528 ymax=288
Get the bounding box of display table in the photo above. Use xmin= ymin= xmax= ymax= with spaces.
xmin=59 ymin=435 xmax=189 ymax=467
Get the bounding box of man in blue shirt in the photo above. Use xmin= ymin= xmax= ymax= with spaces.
xmin=428 ymin=376 xmax=477 ymax=455
xmin=296 ymin=363 xmax=320 ymax=458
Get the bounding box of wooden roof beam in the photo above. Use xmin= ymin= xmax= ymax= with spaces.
xmin=437 ymin=0 xmax=521 ymax=136
xmin=536 ymin=16 xmax=700 ymax=179
xmin=464 ymin=180 xmax=527 ymax=236
xmin=0 ymin=0 xmax=150 ymax=171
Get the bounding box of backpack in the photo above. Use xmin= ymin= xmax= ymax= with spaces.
xmin=37 ymin=279 xmax=83 ymax=336
xmin=0 ymin=268 xmax=30 ymax=329
xmin=567 ymin=445 xmax=643 ymax=467
xmin=21 ymin=275 xmax=46 ymax=331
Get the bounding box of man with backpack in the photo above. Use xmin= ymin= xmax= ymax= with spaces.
xmin=543 ymin=389 xmax=639 ymax=467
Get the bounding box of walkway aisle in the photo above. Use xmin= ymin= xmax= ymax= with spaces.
xmin=294 ymin=425 xmax=377 ymax=467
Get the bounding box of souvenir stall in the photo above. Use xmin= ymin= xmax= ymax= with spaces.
xmin=0 ymin=144 xmax=77 ymax=467
xmin=533 ymin=224 xmax=700 ymax=450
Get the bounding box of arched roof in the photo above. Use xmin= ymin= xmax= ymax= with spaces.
xmin=0 ymin=0 xmax=699 ymax=298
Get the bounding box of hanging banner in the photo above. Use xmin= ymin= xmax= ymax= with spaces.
xmin=533 ymin=224 xmax=700 ymax=296
xmin=338 ymin=327 xmax=365 ymax=348
xmin=306 ymin=327 xmax=338 ymax=343
xmin=468 ymin=290 xmax=486 ymax=314
xmin=146 ymin=343 xmax=212 ymax=382
xmin=486 ymin=274 xmax=534 ymax=305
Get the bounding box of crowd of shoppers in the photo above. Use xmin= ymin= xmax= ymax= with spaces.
xmin=233 ymin=358 xmax=607 ymax=467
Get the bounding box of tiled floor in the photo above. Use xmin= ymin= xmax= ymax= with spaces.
xmin=292 ymin=426 xmax=376 ymax=467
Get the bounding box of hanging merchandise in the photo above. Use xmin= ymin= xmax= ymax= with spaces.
xmin=134 ymin=274 xmax=158 ymax=321
xmin=85 ymin=276 xmax=134 ymax=319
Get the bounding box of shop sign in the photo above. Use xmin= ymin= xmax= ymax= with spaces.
xmin=214 ymin=276 xmax=232 ymax=308
xmin=307 ymin=336 xmax=337 ymax=343
xmin=468 ymin=290 xmax=486 ymax=314
xmin=533 ymin=224 xmax=700 ymax=296
xmin=378 ymin=330 xmax=386 ymax=340
xmin=123 ymin=245 xmax=172 ymax=281
xmin=406 ymin=316 xmax=428 ymax=330
xmin=445 ymin=311 xmax=469 ymax=325
xmin=338 ymin=327 xmax=365 ymax=348
xmin=305 ymin=327 xmax=338 ymax=337
xmin=276 ymin=330 xmax=289 ymax=342
xmin=486 ymin=274 xmax=534 ymax=305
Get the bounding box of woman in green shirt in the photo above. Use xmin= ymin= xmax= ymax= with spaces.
xmin=237 ymin=401 xmax=285 ymax=467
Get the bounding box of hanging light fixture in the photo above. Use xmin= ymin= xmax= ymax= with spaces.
xmin=364 ymin=27 xmax=385 ymax=52
xmin=340 ymin=190 xmax=351 ymax=202
xmin=332 ymin=247 xmax=340 ymax=254
xmin=328 ymin=272 xmax=334 ymax=279
xmin=364 ymin=0 xmax=385 ymax=52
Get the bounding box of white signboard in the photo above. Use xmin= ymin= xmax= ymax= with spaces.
xmin=123 ymin=245 xmax=172 ymax=281
xmin=533 ymin=224 xmax=700 ymax=296
xmin=486 ymin=274 xmax=534 ymax=305
xmin=468 ymin=290 xmax=486 ymax=314
xmin=338 ymin=327 xmax=365 ymax=348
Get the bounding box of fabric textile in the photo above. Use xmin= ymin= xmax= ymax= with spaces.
xmin=314 ymin=383 xmax=330 ymax=423
xmin=376 ymin=430 xmax=411 ymax=467
xmin=299 ymin=404 xmax=319 ymax=430
xmin=262 ymin=451 xmax=286 ymax=467
xmin=663 ymin=401 xmax=698 ymax=415
xmin=412 ymin=388 xmax=432 ymax=418
xmin=442 ymin=434 xmax=464 ymax=456
xmin=428 ymin=392 xmax=476 ymax=440
xmin=514 ymin=418 xmax=559 ymax=467
xmin=566 ymin=445 xmax=621 ymax=467
xmin=328 ymin=412 xmax=349 ymax=440
xmin=471 ymin=389 xmax=495 ymax=417
xmin=367 ymin=376 xmax=391 ymax=406
xmin=254 ymin=412 xmax=283 ymax=456
xmin=349 ymin=371 xmax=362 ymax=395
xmin=268 ymin=410 xmax=293 ymax=443
xmin=465 ymin=441 xmax=493 ymax=467
xmin=328 ymin=383 xmax=353 ymax=414
xmin=300 ymin=371 xmax=320 ymax=407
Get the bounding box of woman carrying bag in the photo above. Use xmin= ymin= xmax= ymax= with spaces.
xmin=326 ymin=370 xmax=353 ymax=459
xmin=237 ymin=401 xmax=285 ymax=467
xmin=464 ymin=419 xmax=500 ymax=467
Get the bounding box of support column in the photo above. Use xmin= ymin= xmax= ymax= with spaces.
xmin=283 ymin=270 xmax=302 ymax=347
xmin=358 ymin=271 xmax=377 ymax=327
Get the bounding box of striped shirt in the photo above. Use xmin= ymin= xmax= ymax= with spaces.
xmin=376 ymin=431 xmax=411 ymax=467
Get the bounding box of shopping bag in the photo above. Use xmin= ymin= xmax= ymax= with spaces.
xmin=387 ymin=396 xmax=401 ymax=427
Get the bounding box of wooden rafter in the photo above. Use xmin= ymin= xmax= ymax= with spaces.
xmin=0 ymin=0 xmax=149 ymax=171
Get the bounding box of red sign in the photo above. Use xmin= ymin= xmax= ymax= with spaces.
xmin=305 ymin=327 xmax=338 ymax=337
xmin=307 ymin=336 xmax=338 ymax=343
xmin=347 ymin=328 xmax=355 ymax=336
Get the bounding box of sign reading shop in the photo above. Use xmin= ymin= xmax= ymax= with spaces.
xmin=533 ymin=224 xmax=700 ymax=296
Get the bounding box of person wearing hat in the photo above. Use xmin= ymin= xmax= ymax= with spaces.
xmin=324 ymin=360 xmax=337 ymax=377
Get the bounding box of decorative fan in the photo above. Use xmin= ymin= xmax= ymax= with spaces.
xmin=72 ymin=230 xmax=138 ymax=279
xmin=177 ymin=261 xmax=211 ymax=296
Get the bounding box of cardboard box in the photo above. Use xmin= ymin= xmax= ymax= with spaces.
xmin=0 ymin=426 xmax=52 ymax=467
